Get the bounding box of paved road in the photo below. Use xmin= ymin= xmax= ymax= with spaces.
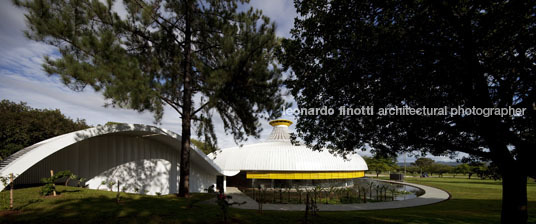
xmin=209 ymin=180 xmax=450 ymax=211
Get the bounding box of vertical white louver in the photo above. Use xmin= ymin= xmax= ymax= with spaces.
xmin=266 ymin=125 xmax=291 ymax=141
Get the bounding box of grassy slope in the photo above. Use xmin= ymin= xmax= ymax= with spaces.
xmin=0 ymin=177 xmax=535 ymax=224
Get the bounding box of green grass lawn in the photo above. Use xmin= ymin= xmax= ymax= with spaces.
xmin=0 ymin=177 xmax=535 ymax=223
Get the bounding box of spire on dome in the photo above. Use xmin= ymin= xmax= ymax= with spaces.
xmin=269 ymin=119 xmax=293 ymax=127
xmin=266 ymin=119 xmax=292 ymax=141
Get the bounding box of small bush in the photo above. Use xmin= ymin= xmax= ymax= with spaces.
xmin=77 ymin=178 xmax=87 ymax=188
xmin=40 ymin=170 xmax=79 ymax=196
xmin=107 ymin=181 xmax=116 ymax=191
xmin=55 ymin=170 xmax=72 ymax=184
xmin=40 ymin=177 xmax=55 ymax=196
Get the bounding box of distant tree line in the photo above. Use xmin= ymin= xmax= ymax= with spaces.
xmin=366 ymin=156 xmax=501 ymax=180
xmin=0 ymin=100 xmax=90 ymax=160
xmin=363 ymin=156 xmax=398 ymax=178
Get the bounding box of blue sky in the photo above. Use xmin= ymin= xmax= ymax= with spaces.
xmin=0 ymin=0 xmax=459 ymax=163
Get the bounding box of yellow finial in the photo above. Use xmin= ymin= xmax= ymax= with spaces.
xmin=269 ymin=119 xmax=293 ymax=127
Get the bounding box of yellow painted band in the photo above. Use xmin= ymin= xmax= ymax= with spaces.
xmin=269 ymin=119 xmax=293 ymax=127
xmin=246 ymin=171 xmax=365 ymax=180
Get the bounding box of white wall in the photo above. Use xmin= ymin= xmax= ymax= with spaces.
xmin=14 ymin=133 xmax=217 ymax=194
xmin=190 ymin=163 xmax=218 ymax=193
xmin=87 ymin=159 xmax=178 ymax=195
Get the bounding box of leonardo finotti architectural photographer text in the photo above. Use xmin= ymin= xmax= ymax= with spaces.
xmin=283 ymin=106 xmax=527 ymax=117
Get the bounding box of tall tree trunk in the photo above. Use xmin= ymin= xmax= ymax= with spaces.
xmin=480 ymin=121 xmax=528 ymax=223
xmin=459 ymin=13 xmax=529 ymax=222
xmin=482 ymin=125 xmax=528 ymax=223
xmin=178 ymin=0 xmax=193 ymax=197
xmin=500 ymin=166 xmax=528 ymax=224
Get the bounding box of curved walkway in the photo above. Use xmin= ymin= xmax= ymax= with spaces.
xmin=217 ymin=180 xmax=450 ymax=211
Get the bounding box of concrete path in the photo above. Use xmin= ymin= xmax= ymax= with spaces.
xmin=208 ymin=180 xmax=450 ymax=211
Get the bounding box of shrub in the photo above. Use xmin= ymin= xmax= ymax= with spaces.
xmin=40 ymin=170 xmax=80 ymax=196
xmin=77 ymin=178 xmax=87 ymax=188
xmin=40 ymin=177 xmax=55 ymax=196
xmin=107 ymin=181 xmax=116 ymax=191
xmin=54 ymin=170 xmax=72 ymax=186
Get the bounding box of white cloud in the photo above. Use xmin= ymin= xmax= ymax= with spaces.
xmin=0 ymin=1 xmax=30 ymax=51
xmin=111 ymin=0 xmax=129 ymax=19
xmin=0 ymin=70 xmax=181 ymax=130
xmin=247 ymin=0 xmax=297 ymax=38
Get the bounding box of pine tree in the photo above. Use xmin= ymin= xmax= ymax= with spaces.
xmin=14 ymin=0 xmax=286 ymax=196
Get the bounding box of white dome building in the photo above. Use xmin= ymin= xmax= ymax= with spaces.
xmin=211 ymin=119 xmax=368 ymax=189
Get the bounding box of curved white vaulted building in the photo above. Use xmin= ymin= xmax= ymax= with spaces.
xmin=210 ymin=119 xmax=368 ymax=188
xmin=0 ymin=120 xmax=368 ymax=194
xmin=0 ymin=124 xmax=222 ymax=195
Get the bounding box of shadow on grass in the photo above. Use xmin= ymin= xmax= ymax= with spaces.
xmin=59 ymin=189 xmax=81 ymax=193
xmin=1 ymin=184 xmax=535 ymax=224
xmin=0 ymin=192 xmax=222 ymax=224
xmin=296 ymin=198 xmax=534 ymax=224
xmin=16 ymin=198 xmax=43 ymax=210
xmin=4 ymin=197 xmax=534 ymax=224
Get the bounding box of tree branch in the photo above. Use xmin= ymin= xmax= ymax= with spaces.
xmin=132 ymin=0 xmax=184 ymax=46
xmin=192 ymin=100 xmax=210 ymax=115
xmin=159 ymin=95 xmax=183 ymax=116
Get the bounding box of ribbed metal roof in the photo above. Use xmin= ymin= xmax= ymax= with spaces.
xmin=210 ymin=120 xmax=368 ymax=174
xmin=0 ymin=124 xmax=223 ymax=192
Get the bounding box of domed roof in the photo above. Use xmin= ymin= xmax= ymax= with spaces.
xmin=210 ymin=120 xmax=368 ymax=176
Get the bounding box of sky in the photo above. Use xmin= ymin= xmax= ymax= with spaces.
xmin=0 ymin=0 xmax=459 ymax=163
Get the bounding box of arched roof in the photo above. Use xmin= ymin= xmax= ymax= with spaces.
xmin=0 ymin=123 xmax=222 ymax=191
xmin=210 ymin=121 xmax=368 ymax=175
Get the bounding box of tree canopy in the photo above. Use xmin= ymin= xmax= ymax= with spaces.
xmin=412 ymin=158 xmax=434 ymax=173
xmin=0 ymin=100 xmax=90 ymax=160
xmin=428 ymin=163 xmax=452 ymax=177
xmin=363 ymin=156 xmax=398 ymax=177
xmin=15 ymin=0 xmax=286 ymax=196
xmin=280 ymin=0 xmax=534 ymax=222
